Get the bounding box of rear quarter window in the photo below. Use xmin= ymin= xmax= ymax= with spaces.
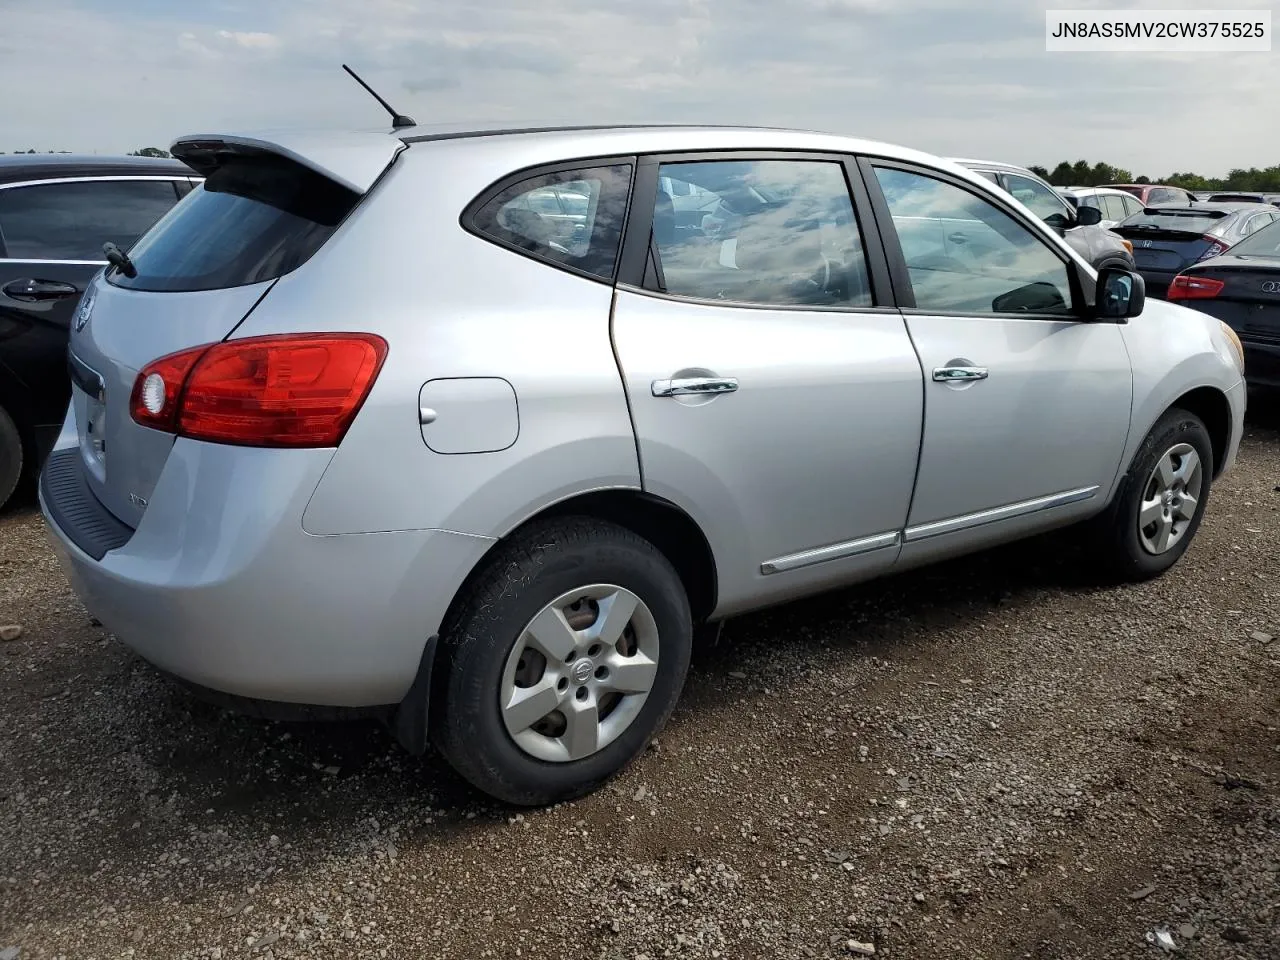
xmin=468 ymin=164 xmax=633 ymax=281
xmin=106 ymin=157 xmax=359 ymax=293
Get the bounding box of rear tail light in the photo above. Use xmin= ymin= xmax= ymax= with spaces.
xmin=130 ymin=333 xmax=388 ymax=447
xmin=1196 ymin=235 xmax=1230 ymax=261
xmin=1119 ymin=238 xmax=1133 ymax=253
xmin=1167 ymin=274 xmax=1224 ymax=300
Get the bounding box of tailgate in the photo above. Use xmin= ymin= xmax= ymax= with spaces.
xmin=65 ymin=131 xmax=402 ymax=529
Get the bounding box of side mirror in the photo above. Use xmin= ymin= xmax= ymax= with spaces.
xmin=1075 ymin=205 xmax=1104 ymax=226
xmin=1094 ymin=266 xmax=1145 ymax=321
xmin=1044 ymin=212 xmax=1071 ymax=232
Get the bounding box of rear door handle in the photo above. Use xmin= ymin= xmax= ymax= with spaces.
xmin=651 ymin=377 xmax=739 ymax=398
xmin=947 ymin=232 xmax=969 ymax=244
xmin=933 ymin=366 xmax=988 ymax=382
xmin=2 ymin=278 xmax=80 ymax=302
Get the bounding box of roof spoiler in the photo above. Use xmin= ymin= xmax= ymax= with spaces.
xmin=1141 ymin=206 xmax=1229 ymax=217
xmin=170 ymin=131 xmax=405 ymax=194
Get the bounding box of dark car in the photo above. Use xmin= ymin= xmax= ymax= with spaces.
xmin=1166 ymin=217 xmax=1280 ymax=389
xmin=950 ymin=159 xmax=1137 ymax=272
xmin=1205 ymin=191 xmax=1280 ymax=208
xmin=0 ymin=154 xmax=198 ymax=508
xmin=1110 ymin=201 xmax=1280 ymax=299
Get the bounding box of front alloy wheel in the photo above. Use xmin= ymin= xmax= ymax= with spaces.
xmin=1137 ymin=442 xmax=1204 ymax=555
xmin=1086 ymin=406 xmax=1214 ymax=582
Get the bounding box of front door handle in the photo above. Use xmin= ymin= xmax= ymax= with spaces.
xmin=933 ymin=365 xmax=988 ymax=383
xmin=947 ymin=232 xmax=969 ymax=244
xmin=2 ymin=278 xmax=80 ymax=302
xmin=651 ymin=376 xmax=739 ymax=398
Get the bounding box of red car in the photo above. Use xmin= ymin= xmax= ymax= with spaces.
xmin=1108 ymin=183 xmax=1198 ymax=206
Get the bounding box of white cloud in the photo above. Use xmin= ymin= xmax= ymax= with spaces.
xmin=216 ymin=30 xmax=281 ymax=50
xmin=0 ymin=0 xmax=1274 ymax=177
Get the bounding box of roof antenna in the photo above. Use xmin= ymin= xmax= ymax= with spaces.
xmin=342 ymin=64 xmax=417 ymax=129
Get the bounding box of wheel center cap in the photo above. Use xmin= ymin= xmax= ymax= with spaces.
xmin=1163 ymin=490 xmax=1175 ymax=507
xmin=570 ymin=658 xmax=593 ymax=684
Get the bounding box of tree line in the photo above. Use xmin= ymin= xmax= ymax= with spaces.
xmin=1 ymin=147 xmax=171 ymax=157
xmin=1029 ymin=159 xmax=1280 ymax=193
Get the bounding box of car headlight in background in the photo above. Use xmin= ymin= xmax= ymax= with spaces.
xmin=1219 ymin=321 xmax=1245 ymax=373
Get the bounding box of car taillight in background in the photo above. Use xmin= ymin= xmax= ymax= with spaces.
xmin=130 ymin=333 xmax=389 ymax=447
xmin=1196 ymin=236 xmax=1231 ymax=261
xmin=1167 ymin=274 xmax=1225 ymax=301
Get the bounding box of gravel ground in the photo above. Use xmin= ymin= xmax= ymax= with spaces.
xmin=1 ymin=400 xmax=1277 ymax=960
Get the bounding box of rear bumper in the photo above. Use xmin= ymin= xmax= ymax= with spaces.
xmin=40 ymin=435 xmax=494 ymax=707
xmin=1136 ymin=269 xmax=1177 ymax=299
xmin=1241 ymin=339 xmax=1280 ymax=389
xmin=1224 ymin=378 xmax=1247 ymax=475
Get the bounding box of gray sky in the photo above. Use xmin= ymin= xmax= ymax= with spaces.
xmin=3 ymin=0 xmax=1275 ymax=177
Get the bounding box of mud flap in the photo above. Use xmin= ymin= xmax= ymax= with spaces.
xmin=393 ymin=634 xmax=438 ymax=756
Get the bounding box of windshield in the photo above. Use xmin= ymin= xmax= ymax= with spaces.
xmin=1222 ymin=217 xmax=1280 ymax=258
xmin=107 ymin=156 xmax=359 ymax=293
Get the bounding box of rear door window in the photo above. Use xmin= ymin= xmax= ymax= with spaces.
xmin=1242 ymin=212 xmax=1275 ymax=236
xmin=470 ymin=164 xmax=633 ymax=281
xmin=107 ymin=157 xmax=360 ymax=293
xmin=0 ymin=179 xmax=181 ymax=261
xmin=1102 ymin=195 xmax=1129 ymax=221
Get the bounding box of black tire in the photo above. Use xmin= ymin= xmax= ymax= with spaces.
xmin=1087 ymin=407 xmax=1214 ymax=582
xmin=0 ymin=405 xmax=23 ymax=512
xmin=431 ymin=516 xmax=692 ymax=806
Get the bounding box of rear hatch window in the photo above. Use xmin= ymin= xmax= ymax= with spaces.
xmin=1115 ymin=209 xmax=1230 ymax=240
xmin=106 ymin=155 xmax=359 ymax=293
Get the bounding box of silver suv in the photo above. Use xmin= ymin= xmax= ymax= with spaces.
xmin=41 ymin=124 xmax=1247 ymax=806
xmin=951 ymin=158 xmax=1137 ymax=273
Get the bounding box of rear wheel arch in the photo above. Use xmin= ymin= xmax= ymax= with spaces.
xmin=442 ymin=489 xmax=719 ymax=633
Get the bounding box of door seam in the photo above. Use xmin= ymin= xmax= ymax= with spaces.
xmin=607 ymin=286 xmax=647 ymax=488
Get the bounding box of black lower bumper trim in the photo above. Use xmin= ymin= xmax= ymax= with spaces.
xmin=39 ymin=448 xmax=134 ymax=561
xmin=158 ymin=668 xmax=396 ymax=724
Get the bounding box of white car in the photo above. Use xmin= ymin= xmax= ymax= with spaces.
xmin=1058 ymin=186 xmax=1147 ymax=229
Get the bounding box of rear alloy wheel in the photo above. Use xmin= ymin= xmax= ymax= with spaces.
xmin=432 ymin=517 xmax=692 ymax=806
xmin=1089 ymin=407 xmax=1214 ymax=581
xmin=501 ymin=584 xmax=662 ymax=764
xmin=0 ymin=406 xmax=23 ymax=511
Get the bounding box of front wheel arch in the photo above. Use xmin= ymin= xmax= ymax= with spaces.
xmin=1164 ymin=386 xmax=1232 ymax=479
